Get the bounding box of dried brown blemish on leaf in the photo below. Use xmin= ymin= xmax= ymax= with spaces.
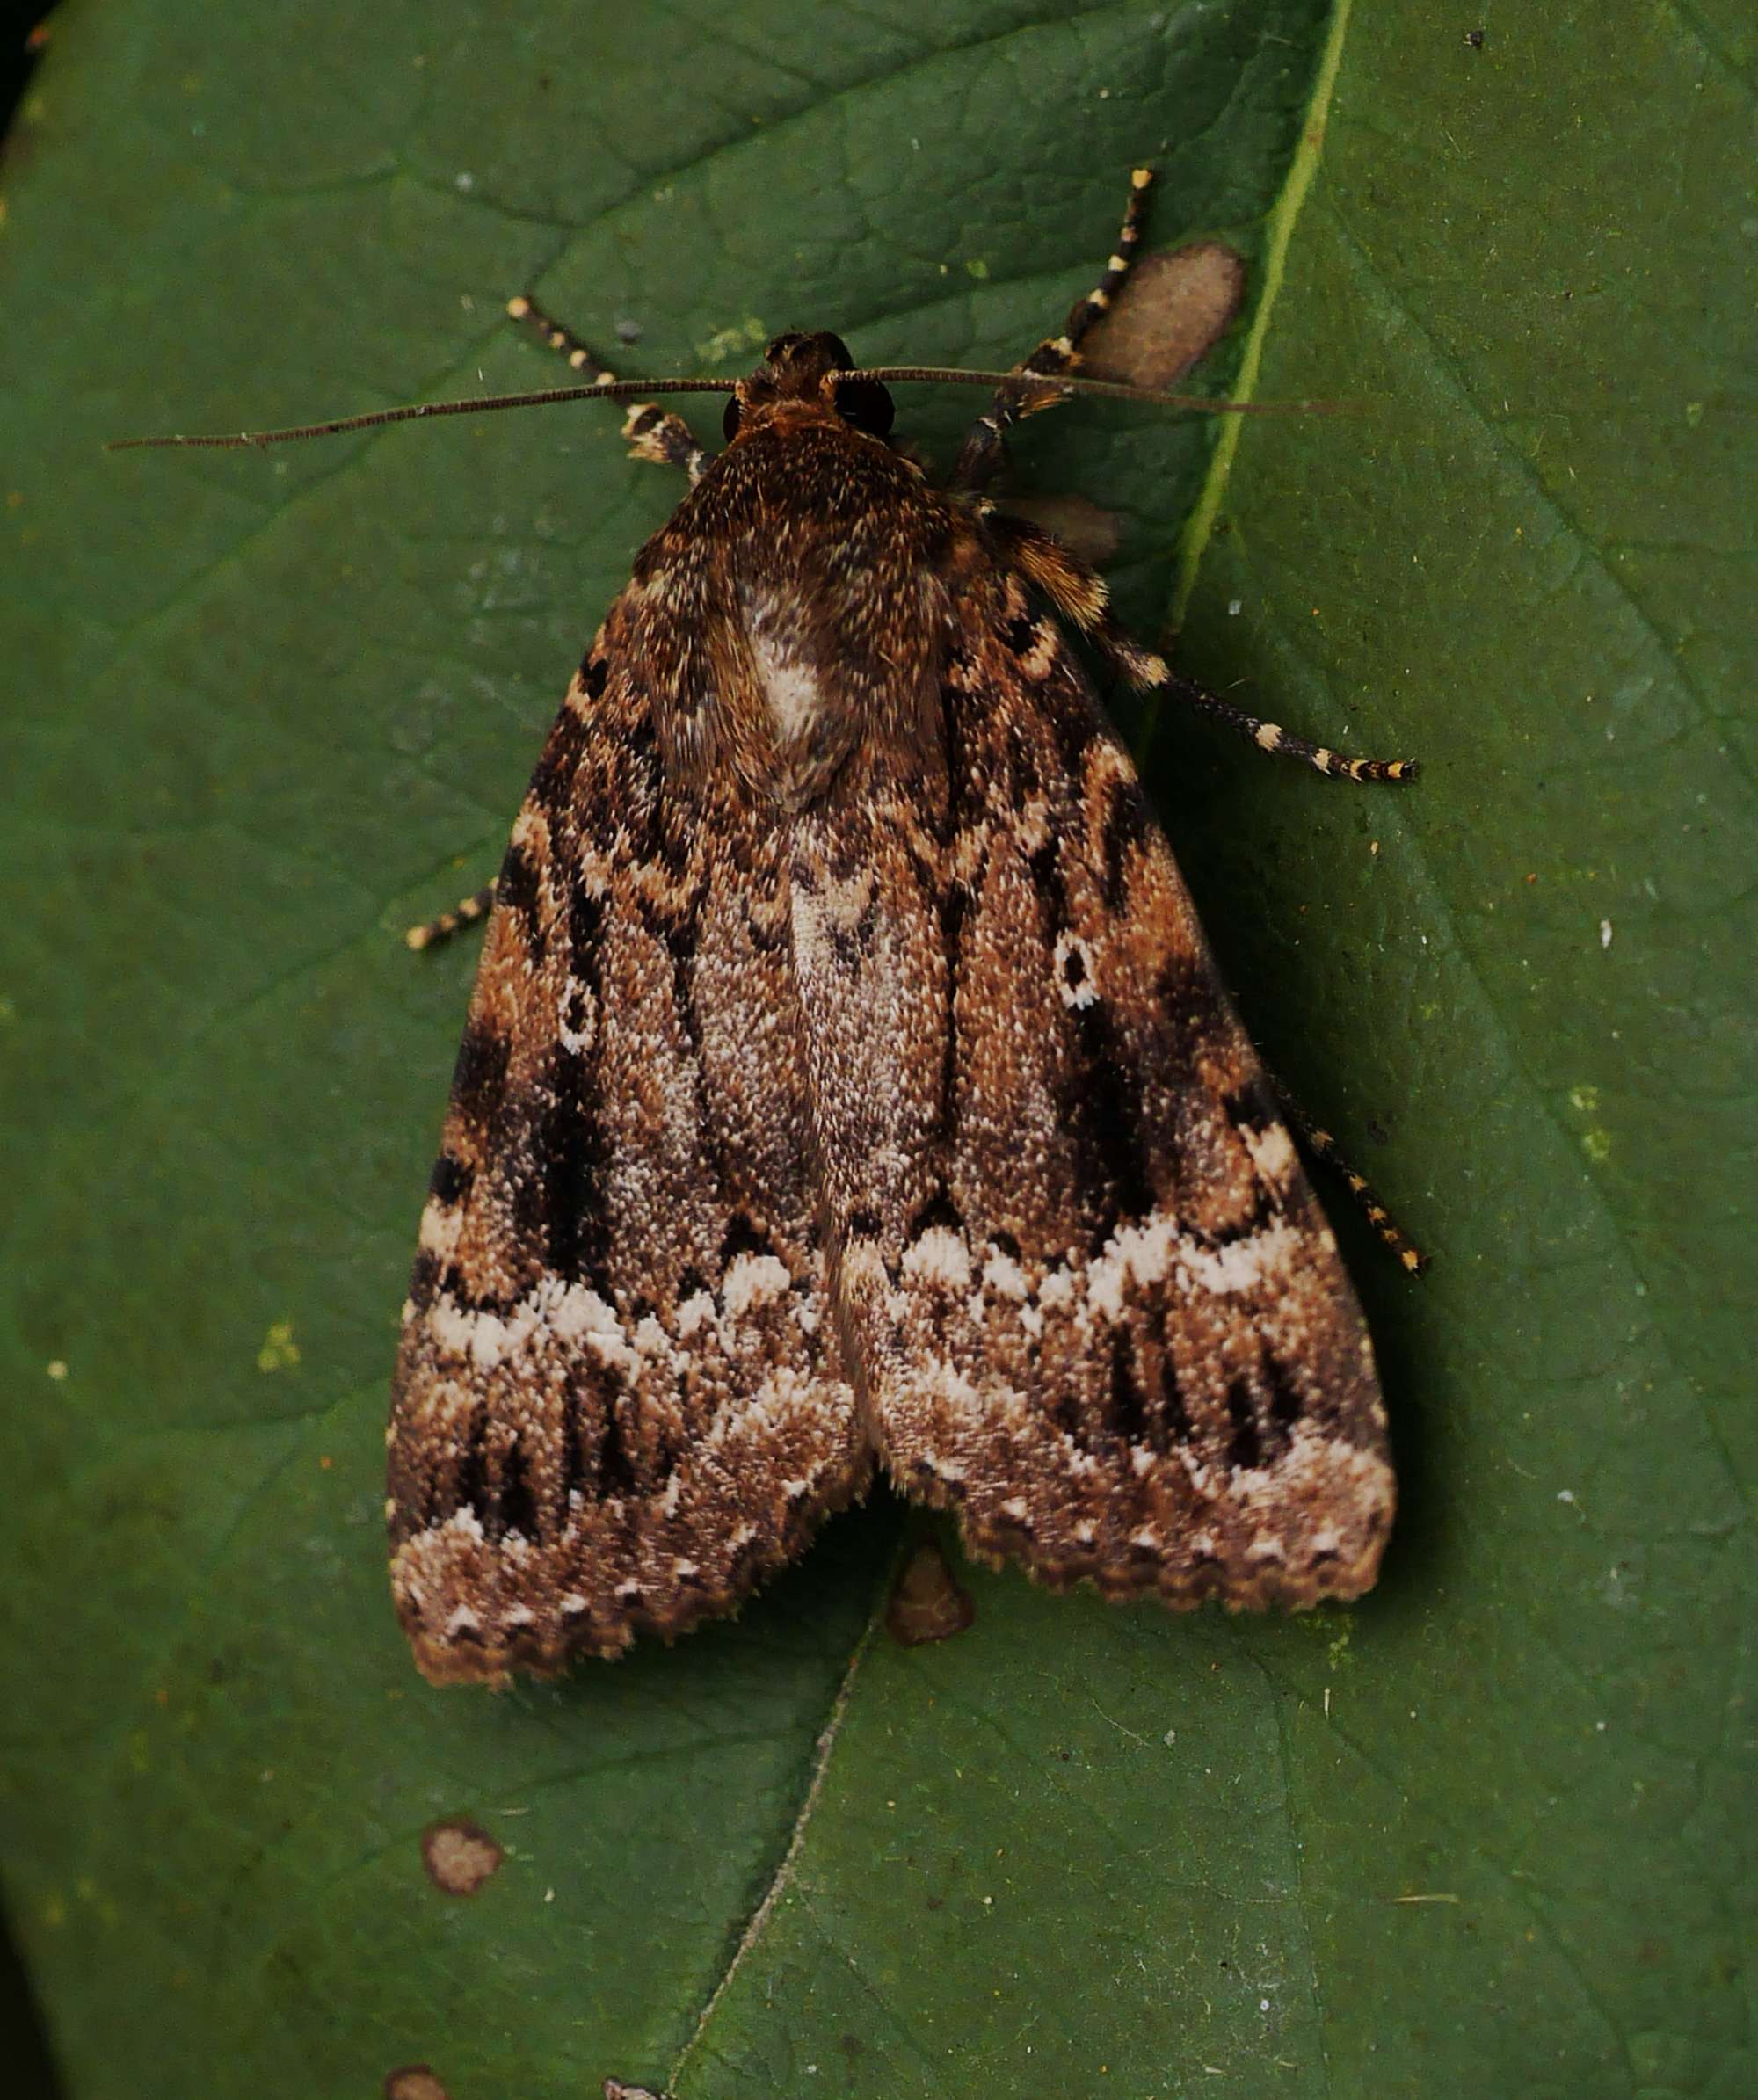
xmin=384 ymin=2067 xmax=450 ymax=2100
xmin=996 ymin=491 xmax=1122 ymax=569
xmin=1079 ymin=242 xmax=1248 ymax=391
xmin=885 ymin=1539 xmax=977 ymax=1647
xmin=604 ymin=2082 xmax=668 ymax=2100
xmin=420 ymin=1817 xmax=504 ymax=1896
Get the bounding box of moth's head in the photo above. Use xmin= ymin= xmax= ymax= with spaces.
xmin=721 ymin=331 xmax=896 ymax=446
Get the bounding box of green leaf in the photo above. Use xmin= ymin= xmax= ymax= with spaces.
xmin=3 ymin=4 xmax=1751 ymax=2097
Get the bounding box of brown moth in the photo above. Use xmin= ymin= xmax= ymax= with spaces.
xmin=358 ymin=174 xmax=1420 ymax=1686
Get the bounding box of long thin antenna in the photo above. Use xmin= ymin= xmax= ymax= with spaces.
xmin=107 ymin=365 xmax=1341 ymax=454
xmin=105 ymin=376 xmax=737 ymax=453
xmin=860 ymin=367 xmax=1342 ymax=416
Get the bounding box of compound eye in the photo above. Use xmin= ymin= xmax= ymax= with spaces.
xmin=832 ymin=375 xmax=894 ymax=439
xmin=722 ymin=396 xmax=743 ymax=441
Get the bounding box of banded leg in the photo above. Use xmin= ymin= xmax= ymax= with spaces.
xmin=405 ymin=882 xmax=495 ymax=953
xmin=953 ymin=166 xmax=1154 ymax=493
xmin=988 ymin=511 xmax=1420 ymax=783
xmin=505 ymin=294 xmax=708 ymax=482
xmin=1158 ymin=676 xmax=1419 ymax=783
xmin=1264 ymin=1070 xmax=1430 ymax=1275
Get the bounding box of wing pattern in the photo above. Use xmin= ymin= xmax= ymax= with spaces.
xmin=792 ymin=564 xmax=1392 ymax=1610
xmin=388 ymin=597 xmax=865 ymax=1683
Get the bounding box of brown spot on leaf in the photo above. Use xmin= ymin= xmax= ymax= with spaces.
xmin=996 ymin=493 xmax=1122 ymax=568
xmin=603 ymin=2082 xmax=668 ymax=2100
xmin=1080 ymin=243 xmax=1248 ymax=391
xmin=885 ymin=1539 xmax=976 ymax=1646
xmin=384 ymin=2067 xmax=450 ymax=2100
xmin=421 ymin=1817 xmax=504 ymax=1896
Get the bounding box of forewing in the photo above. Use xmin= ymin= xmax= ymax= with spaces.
xmin=793 ymin=570 xmax=1393 ymax=1610
xmin=388 ymin=605 xmax=863 ymax=1683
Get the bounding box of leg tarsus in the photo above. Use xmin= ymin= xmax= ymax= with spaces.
xmin=1162 ymin=676 xmax=1419 ymax=783
xmin=953 ymin=167 xmax=1154 ymax=494
xmin=406 ymin=882 xmax=495 ymax=953
xmin=505 ymin=294 xmax=621 ymax=384
xmin=506 ymin=295 xmax=706 ymax=483
xmin=1263 ymin=1065 xmax=1429 ymax=1275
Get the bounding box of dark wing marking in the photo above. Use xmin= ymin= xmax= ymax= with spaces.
xmin=793 ymin=567 xmax=1393 ymax=1610
xmin=388 ymin=602 xmax=864 ymax=1684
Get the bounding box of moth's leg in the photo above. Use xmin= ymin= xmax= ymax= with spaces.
xmin=1149 ymin=676 xmax=1420 ymax=783
xmin=505 ymin=294 xmax=708 ymax=483
xmin=951 ymin=166 xmax=1154 ymax=495
xmin=989 ymin=512 xmax=1420 ymax=784
xmin=405 ymin=882 xmax=495 ymax=953
xmin=1261 ymin=1066 xmax=1429 ymax=1275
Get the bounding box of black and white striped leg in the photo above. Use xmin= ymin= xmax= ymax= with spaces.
xmin=1158 ymin=676 xmax=1420 ymax=783
xmin=952 ymin=166 xmax=1154 ymax=494
xmin=405 ymin=882 xmax=496 ymax=953
xmin=505 ymin=294 xmax=708 ymax=483
xmin=1263 ymin=1070 xmax=1430 ymax=1275
xmin=984 ymin=511 xmax=1419 ymax=784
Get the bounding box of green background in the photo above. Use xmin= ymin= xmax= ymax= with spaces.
xmin=2 ymin=1 xmax=1752 ymax=2095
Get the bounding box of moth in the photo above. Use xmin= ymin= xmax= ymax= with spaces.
xmin=120 ymin=174 xmax=1417 ymax=1686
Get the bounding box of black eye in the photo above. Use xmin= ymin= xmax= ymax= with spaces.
xmin=832 ymin=377 xmax=894 ymax=439
xmin=722 ymin=396 xmax=743 ymax=441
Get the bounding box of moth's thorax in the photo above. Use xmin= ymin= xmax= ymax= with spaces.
xmin=632 ymin=413 xmax=975 ymax=810
xmin=744 ymin=587 xmax=832 ymax=752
